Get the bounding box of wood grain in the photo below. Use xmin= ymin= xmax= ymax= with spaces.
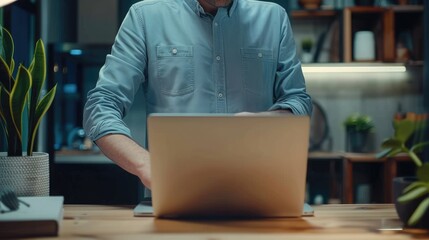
xmin=28 ymin=204 xmax=429 ymax=239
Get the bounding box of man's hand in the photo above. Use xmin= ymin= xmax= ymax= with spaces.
xmin=95 ymin=134 xmax=152 ymax=189
xmin=135 ymin=159 xmax=151 ymax=189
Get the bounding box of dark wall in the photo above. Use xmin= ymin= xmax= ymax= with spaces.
xmin=118 ymin=0 xmax=141 ymax=21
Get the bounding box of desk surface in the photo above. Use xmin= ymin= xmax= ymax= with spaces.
xmin=35 ymin=204 xmax=428 ymax=239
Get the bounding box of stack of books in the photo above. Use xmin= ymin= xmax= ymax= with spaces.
xmin=0 ymin=196 xmax=64 ymax=238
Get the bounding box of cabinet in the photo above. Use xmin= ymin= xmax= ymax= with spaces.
xmin=291 ymin=5 xmax=424 ymax=63
xmin=343 ymin=5 xmax=424 ymax=62
xmin=343 ymin=7 xmax=395 ymax=62
xmin=51 ymin=162 xmax=142 ymax=204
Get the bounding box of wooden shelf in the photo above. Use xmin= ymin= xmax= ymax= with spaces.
xmin=345 ymin=6 xmax=387 ymax=13
xmin=343 ymin=7 xmax=395 ymax=62
xmin=291 ymin=10 xmax=338 ymax=19
xmin=391 ymin=5 xmax=424 ymax=12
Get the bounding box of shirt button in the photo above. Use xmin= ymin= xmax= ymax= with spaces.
xmin=258 ymin=53 xmax=263 ymax=58
xmin=218 ymin=92 xmax=223 ymax=98
xmin=216 ymin=56 xmax=221 ymax=61
xmin=214 ymin=22 xmax=218 ymax=27
xmin=172 ymin=48 xmax=178 ymax=55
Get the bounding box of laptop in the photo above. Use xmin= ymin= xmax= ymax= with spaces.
xmin=134 ymin=114 xmax=312 ymax=218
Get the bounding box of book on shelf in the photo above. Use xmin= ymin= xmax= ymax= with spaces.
xmin=0 ymin=196 xmax=64 ymax=238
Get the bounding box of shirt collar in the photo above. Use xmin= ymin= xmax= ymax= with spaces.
xmin=184 ymin=0 xmax=238 ymax=17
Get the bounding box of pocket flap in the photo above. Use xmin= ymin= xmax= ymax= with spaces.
xmin=157 ymin=45 xmax=193 ymax=57
xmin=241 ymin=48 xmax=274 ymax=60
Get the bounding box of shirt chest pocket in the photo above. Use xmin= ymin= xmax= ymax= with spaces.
xmin=241 ymin=48 xmax=275 ymax=96
xmin=156 ymin=45 xmax=194 ymax=96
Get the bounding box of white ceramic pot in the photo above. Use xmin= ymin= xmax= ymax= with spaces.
xmin=0 ymin=152 xmax=50 ymax=196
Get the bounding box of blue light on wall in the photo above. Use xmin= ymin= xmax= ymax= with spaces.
xmin=70 ymin=49 xmax=83 ymax=56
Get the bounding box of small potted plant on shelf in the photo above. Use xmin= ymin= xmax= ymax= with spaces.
xmin=377 ymin=113 xmax=429 ymax=228
xmin=301 ymin=38 xmax=314 ymax=63
xmin=344 ymin=113 xmax=374 ymax=153
xmin=0 ymin=27 xmax=57 ymax=196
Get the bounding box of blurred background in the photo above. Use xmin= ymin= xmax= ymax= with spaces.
xmin=0 ymin=0 xmax=427 ymax=205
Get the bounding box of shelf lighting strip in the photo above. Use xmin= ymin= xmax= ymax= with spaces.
xmin=0 ymin=0 xmax=17 ymax=7
xmin=302 ymin=65 xmax=407 ymax=73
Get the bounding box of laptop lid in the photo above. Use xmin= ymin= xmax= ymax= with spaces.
xmin=148 ymin=114 xmax=310 ymax=218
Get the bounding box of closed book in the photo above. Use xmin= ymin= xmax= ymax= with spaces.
xmin=0 ymin=196 xmax=64 ymax=238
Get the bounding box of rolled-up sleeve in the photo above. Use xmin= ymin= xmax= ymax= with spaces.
xmin=83 ymin=5 xmax=147 ymax=141
xmin=268 ymin=9 xmax=312 ymax=116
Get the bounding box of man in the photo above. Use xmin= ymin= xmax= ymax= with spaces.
xmin=83 ymin=0 xmax=312 ymax=190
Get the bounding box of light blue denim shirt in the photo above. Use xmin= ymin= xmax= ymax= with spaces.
xmin=83 ymin=0 xmax=312 ymax=142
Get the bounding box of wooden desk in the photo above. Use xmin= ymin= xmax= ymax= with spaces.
xmin=31 ymin=204 xmax=428 ymax=239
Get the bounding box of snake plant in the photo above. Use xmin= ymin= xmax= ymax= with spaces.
xmin=0 ymin=27 xmax=57 ymax=156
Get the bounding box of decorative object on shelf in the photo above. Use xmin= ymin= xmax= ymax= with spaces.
xmin=301 ymin=38 xmax=314 ymax=63
xmin=298 ymin=0 xmax=322 ymax=9
xmin=344 ymin=113 xmax=374 ymax=153
xmin=309 ymin=100 xmax=330 ymax=151
xmin=0 ymin=27 xmax=57 ymax=196
xmin=396 ymin=31 xmax=413 ymax=62
xmin=377 ymin=113 xmax=429 ymax=229
xmin=353 ymin=31 xmax=376 ymax=61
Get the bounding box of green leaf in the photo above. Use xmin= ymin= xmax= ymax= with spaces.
xmin=417 ymin=163 xmax=429 ymax=182
xmin=381 ymin=138 xmax=402 ymax=150
xmin=1 ymin=85 xmax=20 ymax=155
xmin=386 ymin=148 xmax=403 ymax=158
xmin=0 ymin=87 xmax=9 ymax=134
xmin=408 ymin=197 xmax=429 ymax=226
xmin=376 ymin=148 xmax=393 ymax=159
xmin=27 ymin=84 xmax=56 ymax=156
xmin=0 ymin=57 xmax=12 ymax=91
xmin=27 ymin=39 xmax=47 ymax=155
xmin=10 ymin=59 xmax=15 ymax=75
xmin=393 ymin=119 xmax=415 ymax=142
xmin=0 ymin=86 xmax=6 ymax=132
xmin=408 ymin=150 xmax=423 ymax=167
xmin=9 ymin=65 xmax=31 ymax=142
xmin=411 ymin=142 xmax=429 ymax=154
xmin=1 ymin=27 xmax=14 ymax=68
xmin=29 ymin=39 xmax=46 ymax=110
xmin=398 ymin=186 xmax=429 ymax=203
xmin=402 ymin=181 xmax=427 ymax=194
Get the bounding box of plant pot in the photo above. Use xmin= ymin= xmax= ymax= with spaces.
xmin=346 ymin=129 xmax=371 ymax=153
xmin=0 ymin=152 xmax=50 ymax=196
xmin=301 ymin=52 xmax=313 ymax=63
xmin=393 ymin=177 xmax=429 ymax=229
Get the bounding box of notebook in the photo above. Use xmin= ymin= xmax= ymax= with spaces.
xmin=136 ymin=114 xmax=311 ymax=218
xmin=0 ymin=196 xmax=64 ymax=238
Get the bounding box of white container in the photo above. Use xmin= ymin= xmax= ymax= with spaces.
xmin=353 ymin=31 xmax=376 ymax=61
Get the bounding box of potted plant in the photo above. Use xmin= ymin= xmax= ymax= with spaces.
xmin=378 ymin=115 xmax=429 ymax=228
xmin=344 ymin=113 xmax=374 ymax=152
xmin=0 ymin=27 xmax=57 ymax=196
xmin=301 ymin=38 xmax=313 ymax=63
